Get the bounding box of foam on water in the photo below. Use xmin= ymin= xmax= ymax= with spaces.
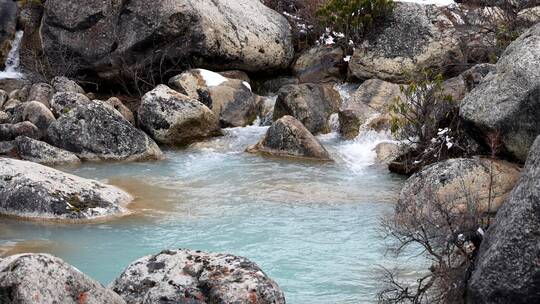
xmin=0 ymin=31 xmax=24 ymax=79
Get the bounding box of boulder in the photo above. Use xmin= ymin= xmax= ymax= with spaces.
xmin=218 ymin=70 xmax=251 ymax=83
xmin=0 ymin=121 xmax=40 ymax=141
xmin=169 ymin=69 xmax=258 ymax=127
xmin=273 ymin=83 xmax=341 ymax=135
xmin=0 ymin=158 xmax=132 ymax=219
xmin=247 ymin=115 xmax=332 ymax=161
xmin=2 ymin=98 xmax=20 ymax=111
xmin=0 ymin=140 xmax=15 ymax=156
xmin=106 ymin=97 xmax=135 ymax=125
xmin=49 ymin=91 xmax=91 ymax=117
xmin=0 ymin=0 xmax=17 ymax=70
xmin=48 ymin=100 xmax=162 ymax=161
xmin=256 ymin=95 xmax=277 ymax=127
xmin=50 ymin=76 xmax=85 ymax=94
xmin=27 ymin=83 xmax=54 ymax=108
xmin=0 ymin=79 xmax=29 ymax=95
xmin=460 ymin=23 xmax=540 ymax=162
xmin=40 ymin=0 xmax=294 ymax=80
xmin=396 ymin=158 xmax=521 ymax=227
xmin=254 ymin=76 xmax=299 ymax=95
xmin=110 ymin=249 xmax=285 ymax=304
xmin=15 ymin=136 xmax=81 ymax=166
xmin=0 ymin=110 xmax=8 ymax=124
xmin=467 ymin=136 xmax=540 ymax=303
xmin=138 ymin=85 xmax=220 ymax=146
xmin=0 ymin=89 xmax=6 ymax=108
xmin=375 ymin=142 xmax=401 ymax=164
xmin=21 ymin=101 xmax=56 ymax=132
xmin=293 ymin=45 xmax=345 ymax=83
xmin=349 ymin=2 xmax=464 ymax=83
xmin=0 ymin=253 xmax=126 ymax=304
xmin=338 ymin=79 xmax=403 ymax=139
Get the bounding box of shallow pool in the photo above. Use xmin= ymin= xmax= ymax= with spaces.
xmin=0 ymin=126 xmax=424 ymax=303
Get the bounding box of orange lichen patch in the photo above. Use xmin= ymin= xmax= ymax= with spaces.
xmin=78 ymin=292 xmax=88 ymax=304
xmin=249 ymin=291 xmax=258 ymax=304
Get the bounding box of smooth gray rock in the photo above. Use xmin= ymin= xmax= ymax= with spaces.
xmin=48 ymin=100 xmax=162 ymax=161
xmin=139 ymin=85 xmax=221 ymax=146
xmin=0 ymin=158 xmax=132 ymax=219
xmin=460 ymin=23 xmax=540 ymax=162
xmin=293 ymin=45 xmax=345 ymax=83
xmin=247 ymin=115 xmax=332 ymax=161
xmin=15 ymin=136 xmax=81 ymax=166
xmin=40 ymin=0 xmax=294 ymax=79
xmin=273 ymin=83 xmax=341 ymax=135
xmin=111 ymin=249 xmax=285 ymax=304
xmin=51 ymin=76 xmax=85 ymax=94
xmin=21 ymin=101 xmax=56 ymax=132
xmin=468 ymin=136 xmax=540 ymax=303
xmin=49 ymin=91 xmax=91 ymax=117
xmin=0 ymin=253 xmax=126 ymax=304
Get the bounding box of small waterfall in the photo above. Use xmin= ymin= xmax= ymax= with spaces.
xmin=0 ymin=31 xmax=24 ymax=79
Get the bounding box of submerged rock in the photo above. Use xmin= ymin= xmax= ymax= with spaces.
xmin=273 ymin=83 xmax=341 ymax=135
xmin=0 ymin=158 xmax=132 ymax=219
xmin=397 ymin=158 xmax=521 ymax=227
xmin=139 ymin=85 xmax=220 ymax=146
xmin=460 ymin=23 xmax=540 ymax=162
xmin=247 ymin=115 xmax=332 ymax=161
xmin=40 ymin=0 xmax=294 ymax=80
xmin=14 ymin=136 xmax=81 ymax=166
xmin=468 ymin=136 xmax=540 ymax=303
xmin=111 ymin=249 xmax=285 ymax=304
xmin=0 ymin=253 xmax=126 ymax=304
xmin=48 ymin=100 xmax=162 ymax=161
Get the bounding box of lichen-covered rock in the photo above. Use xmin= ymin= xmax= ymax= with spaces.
xmin=49 ymin=91 xmax=91 ymax=117
xmin=0 ymin=110 xmax=9 ymax=124
xmin=273 ymin=83 xmax=341 ymax=135
xmin=110 ymin=249 xmax=285 ymax=304
xmin=247 ymin=115 xmax=332 ymax=161
xmin=48 ymin=100 xmax=162 ymax=161
xmin=15 ymin=136 xmax=81 ymax=166
xmin=0 ymin=158 xmax=132 ymax=219
xmin=293 ymin=45 xmax=345 ymax=83
xmin=138 ymin=85 xmax=220 ymax=146
xmin=0 ymin=121 xmax=40 ymax=141
xmin=51 ymin=76 xmax=85 ymax=94
xmin=27 ymin=83 xmax=54 ymax=108
xmin=460 ymin=23 xmax=540 ymax=162
xmin=0 ymin=253 xmax=126 ymax=303
xmin=467 ymin=136 xmax=540 ymax=304
xmin=396 ymin=158 xmax=521 ymax=226
xmin=40 ymin=0 xmax=294 ymax=80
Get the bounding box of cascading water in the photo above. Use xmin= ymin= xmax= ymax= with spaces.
xmin=0 ymin=31 xmax=24 ymax=79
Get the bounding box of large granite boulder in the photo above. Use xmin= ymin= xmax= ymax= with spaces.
xmin=169 ymin=69 xmax=258 ymax=127
xmin=14 ymin=136 xmax=81 ymax=166
xmin=0 ymin=253 xmax=126 ymax=304
xmin=110 ymin=249 xmax=285 ymax=304
xmin=138 ymin=85 xmax=221 ymax=146
xmin=247 ymin=115 xmax=332 ymax=161
xmin=0 ymin=0 xmax=17 ymax=70
xmin=48 ymin=100 xmax=162 ymax=161
xmin=0 ymin=158 xmax=132 ymax=219
xmin=460 ymin=23 xmax=540 ymax=162
xmin=49 ymin=91 xmax=91 ymax=117
xmin=39 ymin=0 xmax=294 ymax=80
xmin=467 ymin=136 xmax=540 ymax=303
xmin=293 ymin=45 xmax=345 ymax=83
xmin=273 ymin=83 xmax=341 ymax=135
xmin=397 ymin=158 xmax=521 ymax=228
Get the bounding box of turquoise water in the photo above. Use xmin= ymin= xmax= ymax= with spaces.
xmin=0 ymin=126 xmax=422 ymax=303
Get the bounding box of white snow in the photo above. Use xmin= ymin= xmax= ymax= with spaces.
xmin=396 ymin=0 xmax=455 ymax=6
xmin=197 ymin=69 xmax=228 ymax=87
xmin=242 ymin=81 xmax=252 ymax=91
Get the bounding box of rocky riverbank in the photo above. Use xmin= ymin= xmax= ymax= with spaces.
xmin=0 ymin=0 xmax=539 ymax=302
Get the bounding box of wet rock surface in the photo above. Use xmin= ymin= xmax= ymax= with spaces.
xmin=14 ymin=136 xmax=81 ymax=166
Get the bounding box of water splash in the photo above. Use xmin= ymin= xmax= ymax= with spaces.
xmin=0 ymin=31 xmax=24 ymax=79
